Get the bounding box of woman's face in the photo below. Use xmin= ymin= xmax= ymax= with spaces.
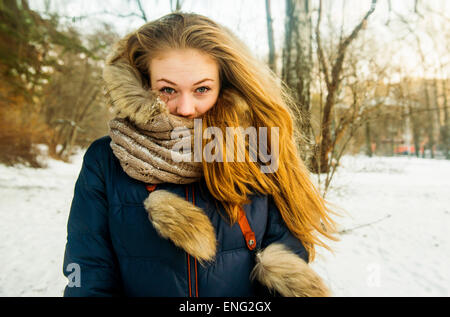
xmin=150 ymin=48 xmax=220 ymax=119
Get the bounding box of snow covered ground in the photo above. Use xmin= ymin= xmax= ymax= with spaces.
xmin=0 ymin=151 xmax=449 ymax=297
xmin=0 ymin=151 xmax=85 ymax=297
xmin=311 ymin=155 xmax=450 ymax=297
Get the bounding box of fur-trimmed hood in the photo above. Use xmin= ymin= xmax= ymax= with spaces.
xmin=102 ymin=37 xmax=168 ymax=126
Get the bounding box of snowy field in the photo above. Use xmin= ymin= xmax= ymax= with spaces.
xmin=0 ymin=150 xmax=449 ymax=297
xmin=311 ymin=155 xmax=450 ymax=297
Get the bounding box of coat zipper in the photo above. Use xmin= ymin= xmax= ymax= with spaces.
xmin=147 ymin=183 xmax=199 ymax=297
xmin=185 ymin=184 xmax=199 ymax=297
xmin=192 ymin=184 xmax=198 ymax=297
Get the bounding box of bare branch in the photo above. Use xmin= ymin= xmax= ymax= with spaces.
xmin=414 ymin=0 xmax=424 ymax=18
xmin=59 ymin=10 xmax=145 ymax=22
xmin=386 ymin=0 xmax=392 ymax=26
xmin=316 ymin=0 xmax=330 ymax=88
xmin=339 ymin=214 xmax=392 ymax=234
xmin=136 ymin=0 xmax=148 ymax=22
xmin=338 ymin=0 xmax=377 ymax=58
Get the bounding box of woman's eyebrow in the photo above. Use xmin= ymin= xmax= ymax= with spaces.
xmin=193 ymin=78 xmax=214 ymax=85
xmin=157 ymin=78 xmax=177 ymax=85
xmin=156 ymin=78 xmax=214 ymax=86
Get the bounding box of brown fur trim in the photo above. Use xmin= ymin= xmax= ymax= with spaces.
xmin=144 ymin=190 xmax=217 ymax=265
xmin=102 ymin=38 xmax=168 ymax=126
xmin=250 ymin=243 xmax=331 ymax=297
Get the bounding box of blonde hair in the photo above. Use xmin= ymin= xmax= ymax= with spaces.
xmin=119 ymin=12 xmax=338 ymax=261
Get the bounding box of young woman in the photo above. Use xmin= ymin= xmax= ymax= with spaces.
xmin=63 ymin=12 xmax=338 ymax=297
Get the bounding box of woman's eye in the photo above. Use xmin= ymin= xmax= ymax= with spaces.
xmin=160 ymin=87 xmax=176 ymax=94
xmin=196 ymin=86 xmax=210 ymax=94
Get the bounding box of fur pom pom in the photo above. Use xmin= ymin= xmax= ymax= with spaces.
xmin=250 ymin=243 xmax=331 ymax=297
xmin=144 ymin=190 xmax=217 ymax=265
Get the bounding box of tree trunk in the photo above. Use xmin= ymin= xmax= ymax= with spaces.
xmin=282 ymin=0 xmax=313 ymax=162
xmin=442 ymin=79 xmax=450 ymax=159
xmin=365 ymin=121 xmax=373 ymax=157
xmin=408 ymin=104 xmax=421 ymax=158
xmin=265 ymin=0 xmax=276 ymax=74
xmin=423 ymin=79 xmax=435 ymax=158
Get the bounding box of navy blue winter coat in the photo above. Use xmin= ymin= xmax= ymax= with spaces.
xmin=62 ymin=135 xmax=309 ymax=297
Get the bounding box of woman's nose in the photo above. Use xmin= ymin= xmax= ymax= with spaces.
xmin=174 ymin=93 xmax=196 ymax=118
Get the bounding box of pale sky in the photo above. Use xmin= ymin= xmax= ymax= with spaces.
xmin=29 ymin=0 xmax=449 ymax=79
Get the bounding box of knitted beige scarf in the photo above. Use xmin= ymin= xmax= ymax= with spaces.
xmin=108 ymin=114 xmax=202 ymax=184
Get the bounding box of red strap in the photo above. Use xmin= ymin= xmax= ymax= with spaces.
xmin=187 ymin=254 xmax=192 ymax=297
xmin=237 ymin=207 xmax=256 ymax=251
xmin=146 ymin=184 xmax=157 ymax=192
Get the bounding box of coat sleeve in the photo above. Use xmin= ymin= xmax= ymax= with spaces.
xmin=261 ymin=196 xmax=309 ymax=263
xmin=62 ymin=140 xmax=123 ymax=296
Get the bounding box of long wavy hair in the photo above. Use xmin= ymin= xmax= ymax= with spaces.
xmin=120 ymin=12 xmax=339 ymax=261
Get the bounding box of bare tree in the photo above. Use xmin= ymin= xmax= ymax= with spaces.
xmin=318 ymin=40 xmax=391 ymax=195
xmin=394 ymin=11 xmax=450 ymax=158
xmin=425 ymin=10 xmax=450 ymax=159
xmin=40 ymin=26 xmax=118 ymax=160
xmin=311 ymin=0 xmax=377 ymax=174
